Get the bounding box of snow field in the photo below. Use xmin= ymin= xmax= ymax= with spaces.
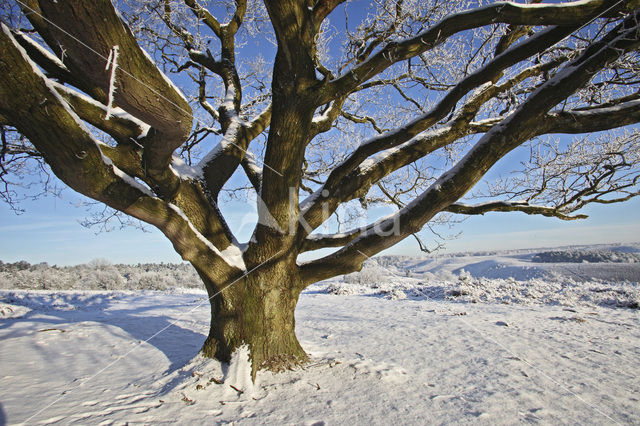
xmin=0 ymin=243 xmax=639 ymax=424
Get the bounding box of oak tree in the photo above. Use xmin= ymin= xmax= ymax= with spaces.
xmin=1 ymin=0 xmax=639 ymax=377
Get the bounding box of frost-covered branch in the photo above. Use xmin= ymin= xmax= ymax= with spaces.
xmin=445 ymin=201 xmax=588 ymax=220
xmin=317 ymin=25 xmax=578 ymax=197
xmin=199 ymin=102 xmax=272 ymax=198
xmin=320 ymin=0 xmax=628 ymax=104
xmin=299 ymin=11 xmax=640 ymax=285
xmin=310 ymin=97 xmax=347 ymax=136
xmin=299 ymin=31 xmax=576 ymax=235
xmin=300 ymin=229 xmax=362 ymax=252
xmin=52 ymin=83 xmax=150 ymax=146
xmin=0 ymin=22 xmax=245 ymax=282
xmin=483 ymin=129 xmax=640 ymax=216
xmin=183 ymin=0 xmax=223 ymax=37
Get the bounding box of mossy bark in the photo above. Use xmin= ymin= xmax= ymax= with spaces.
xmin=199 ymin=260 xmax=308 ymax=379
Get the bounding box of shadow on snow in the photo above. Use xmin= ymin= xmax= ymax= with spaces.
xmin=0 ymin=291 xmax=207 ymax=375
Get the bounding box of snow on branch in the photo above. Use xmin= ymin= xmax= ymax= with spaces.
xmin=0 ymin=24 xmax=160 ymax=211
xmin=320 ymin=25 xmax=576 ymax=194
xmin=52 ymin=82 xmax=150 ymax=143
xmin=241 ymin=151 xmax=263 ymax=193
xmin=194 ymin=101 xmax=271 ymax=192
xmin=168 ymin=203 xmax=246 ymax=271
xmin=311 ymin=97 xmax=347 ymax=136
xmin=321 ymin=0 xmax=624 ymax=104
xmin=301 ymin=229 xmax=362 ymax=252
xmin=298 ymin=11 xmax=640 ymax=285
xmin=11 ymin=30 xmax=69 ymax=74
xmin=544 ymin=100 xmax=640 ymax=134
xmin=445 ymin=201 xmax=588 ymax=220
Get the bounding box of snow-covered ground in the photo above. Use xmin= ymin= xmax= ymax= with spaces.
xmin=1 ymin=244 xmax=639 ymax=425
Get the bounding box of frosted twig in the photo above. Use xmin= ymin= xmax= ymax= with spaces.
xmin=104 ymin=45 xmax=120 ymax=120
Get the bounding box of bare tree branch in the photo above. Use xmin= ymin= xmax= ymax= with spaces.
xmin=313 ymin=0 xmax=347 ymax=30
xmin=316 ymin=25 xmax=578 ymax=194
xmin=183 ymin=0 xmax=222 ymax=38
xmin=51 ymin=82 xmax=149 ymax=146
xmin=445 ymin=201 xmax=588 ymax=220
xmin=200 ymin=104 xmax=271 ymax=198
xmin=300 ymin=12 xmax=640 ymax=285
xmin=319 ymin=0 xmax=628 ymax=104
xmin=301 ymin=229 xmax=362 ymax=252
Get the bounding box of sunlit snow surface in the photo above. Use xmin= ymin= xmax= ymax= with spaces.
xmin=1 ymin=244 xmax=639 ymax=424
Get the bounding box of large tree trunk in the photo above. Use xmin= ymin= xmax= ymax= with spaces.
xmin=198 ymin=260 xmax=308 ymax=379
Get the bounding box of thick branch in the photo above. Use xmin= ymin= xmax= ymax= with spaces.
xmin=445 ymin=201 xmax=587 ymax=220
xmin=181 ymin=0 xmax=245 ymax=119
xmin=183 ymin=0 xmax=222 ymax=38
xmin=200 ymin=104 xmax=271 ymax=198
xmin=300 ymin=12 xmax=640 ymax=284
xmin=23 ymin=0 xmax=193 ymax=181
xmin=0 ymin=23 xmax=152 ymax=219
xmin=225 ymin=0 xmax=247 ymax=35
xmin=312 ymin=0 xmax=346 ymax=31
xmin=52 ymin=83 xmax=149 ymax=146
xmin=241 ymin=151 xmax=263 ymax=193
xmin=301 ymin=229 xmax=361 ymax=252
xmin=318 ymin=25 xmax=577 ymax=195
xmin=310 ymin=97 xmax=347 ymax=136
xmin=2 ymin=22 xmax=238 ymax=254
xmin=11 ymin=30 xmax=88 ymax=92
xmin=544 ymin=100 xmax=640 ymax=134
xmin=184 ymin=0 xmax=246 ymax=37
xmin=300 ymin=60 xmax=580 ymax=253
xmin=305 ymin=88 xmax=640 ymax=251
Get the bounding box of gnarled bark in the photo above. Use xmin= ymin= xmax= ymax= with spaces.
xmin=199 ymin=258 xmax=308 ymax=379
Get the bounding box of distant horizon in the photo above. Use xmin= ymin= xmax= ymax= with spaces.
xmin=1 ymin=223 xmax=638 ymax=267
xmin=1 ymin=239 xmax=638 ymax=266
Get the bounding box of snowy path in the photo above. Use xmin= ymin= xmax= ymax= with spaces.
xmin=1 ymin=289 xmax=638 ymax=425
